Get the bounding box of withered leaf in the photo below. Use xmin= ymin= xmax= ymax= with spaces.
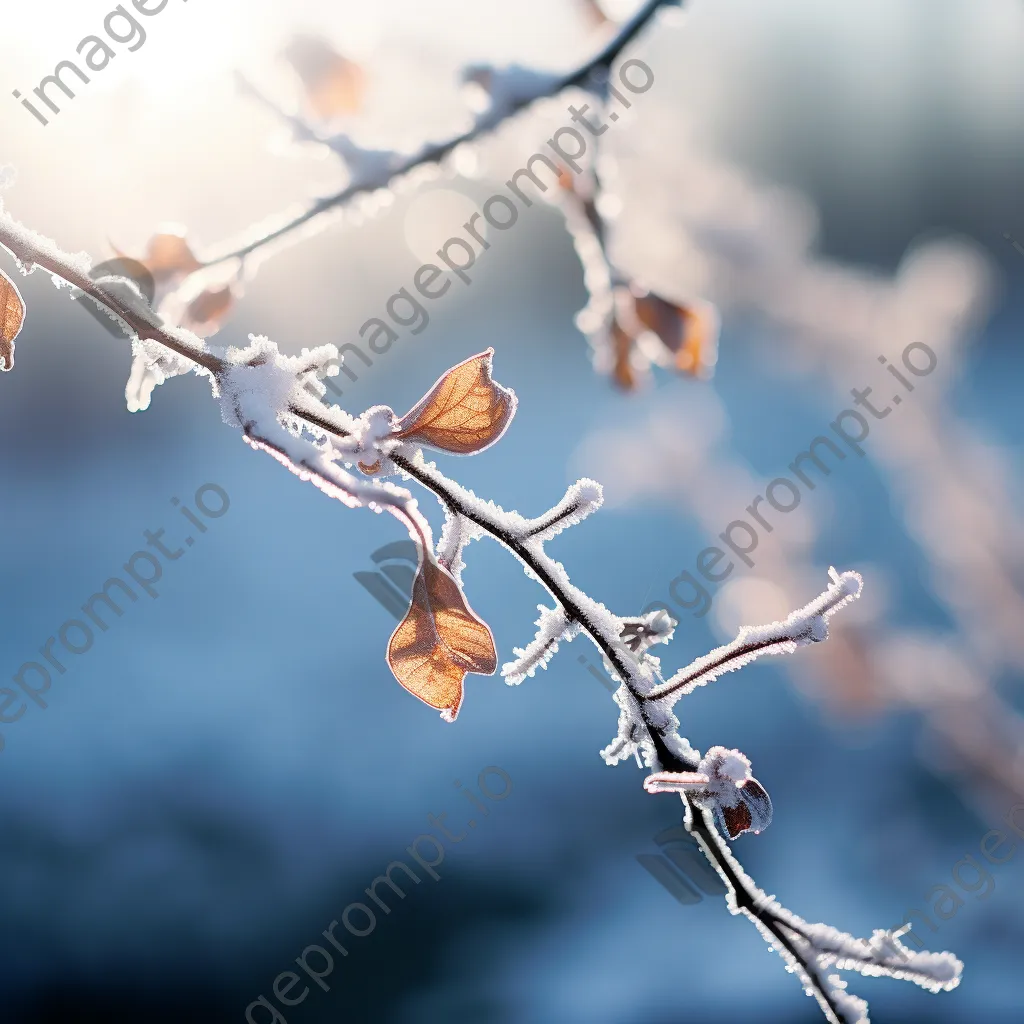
xmin=387 ymin=556 xmax=497 ymax=721
xmin=182 ymin=285 xmax=234 ymax=337
xmin=721 ymin=800 xmax=753 ymax=840
xmin=394 ymin=350 xmax=516 ymax=455
xmin=673 ymin=303 xmax=718 ymax=377
xmin=633 ymin=292 xmax=718 ymax=378
xmin=721 ymin=778 xmax=772 ymax=839
xmin=140 ymin=230 xmax=202 ymax=284
xmin=739 ymin=778 xmax=772 ymax=833
xmin=610 ymin=317 xmax=636 ymax=391
xmin=0 ymin=267 xmax=26 ymax=372
xmin=283 ymin=36 xmax=365 ymax=120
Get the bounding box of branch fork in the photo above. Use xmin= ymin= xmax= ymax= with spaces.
xmin=0 ymin=47 xmax=961 ymax=1024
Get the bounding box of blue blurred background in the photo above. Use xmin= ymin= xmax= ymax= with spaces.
xmin=1 ymin=0 xmax=1023 ymax=1021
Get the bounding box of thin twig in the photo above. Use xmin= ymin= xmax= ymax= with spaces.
xmin=200 ymin=0 xmax=673 ymax=269
xmin=523 ymin=501 xmax=583 ymax=538
xmin=0 ymin=228 xmax=223 ymax=375
xmin=647 ymin=635 xmax=785 ymax=702
xmin=391 ymin=450 xmax=852 ymax=1021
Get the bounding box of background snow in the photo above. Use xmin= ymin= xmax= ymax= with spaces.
xmin=0 ymin=0 xmax=1023 ymax=1021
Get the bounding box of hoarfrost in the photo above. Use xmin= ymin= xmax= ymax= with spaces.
xmin=648 ymin=569 xmax=863 ymax=706
xmin=502 ymin=605 xmax=581 ymax=684
xmin=437 ymin=510 xmax=484 ymax=585
xmin=523 ymin=478 xmax=603 ymax=541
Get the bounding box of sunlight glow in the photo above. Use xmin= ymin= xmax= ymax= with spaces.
xmin=4 ymin=0 xmax=269 ymax=108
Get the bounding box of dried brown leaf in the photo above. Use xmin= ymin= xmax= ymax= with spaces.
xmin=182 ymin=285 xmax=234 ymax=337
xmin=722 ymin=800 xmax=753 ymax=840
xmin=387 ymin=557 xmax=497 ymax=721
xmin=141 ymin=230 xmax=202 ymax=284
xmin=673 ymin=302 xmax=718 ymax=377
xmin=394 ymin=350 xmax=516 ymax=455
xmin=634 ymin=292 xmax=718 ymax=379
xmin=610 ymin=317 xmax=637 ymax=391
xmin=283 ymin=36 xmax=365 ymax=120
xmin=0 ymin=268 xmax=26 ymax=371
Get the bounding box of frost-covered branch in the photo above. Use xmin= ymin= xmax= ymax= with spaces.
xmin=522 ymin=478 xmax=603 ymax=540
xmin=416 ymin=461 xmax=962 ymax=1022
xmin=502 ymin=605 xmax=581 ymax=684
xmin=0 ymin=189 xmax=960 ymax=1024
xmin=0 ymin=207 xmax=222 ymax=378
xmin=648 ymin=567 xmax=862 ymax=705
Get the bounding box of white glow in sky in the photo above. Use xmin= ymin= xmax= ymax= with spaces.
xmin=1 ymin=0 xmax=1020 ymax=266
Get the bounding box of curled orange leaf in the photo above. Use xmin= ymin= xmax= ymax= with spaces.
xmin=145 ymin=231 xmax=201 ymax=279
xmin=182 ymin=284 xmax=235 ymax=336
xmin=610 ymin=316 xmax=636 ymax=391
xmin=633 ymin=292 xmax=719 ymax=379
xmin=283 ymin=36 xmax=366 ymax=120
xmin=114 ymin=229 xmax=203 ymax=288
xmin=0 ymin=268 xmax=26 ymax=371
xmin=387 ymin=556 xmax=497 ymax=721
xmin=394 ymin=350 xmax=516 ymax=455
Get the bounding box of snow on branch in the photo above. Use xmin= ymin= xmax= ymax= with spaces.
xmin=523 ymin=478 xmax=603 ymax=540
xmin=644 ymin=745 xmax=773 ymax=839
xmin=598 ymin=569 xmax=862 ymax=776
xmin=462 ymin=63 xmax=565 ymax=130
xmin=436 ymin=509 xmax=484 ymax=585
xmin=670 ymin=797 xmax=962 ymax=1024
xmin=620 ymin=608 xmax=676 ymax=652
xmin=751 ymin=896 xmax=961 ymax=1024
xmin=236 ymin=71 xmax=408 ymax=188
xmin=219 ymin=339 xmax=410 ymax=514
xmin=501 ymin=605 xmax=580 ymax=684
xmin=648 ymin=568 xmax=863 ymax=705
xmin=0 ymin=202 xmax=221 ymax=380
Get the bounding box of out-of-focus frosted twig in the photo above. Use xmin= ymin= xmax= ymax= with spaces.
xmin=201 ymin=0 xmax=677 ymax=271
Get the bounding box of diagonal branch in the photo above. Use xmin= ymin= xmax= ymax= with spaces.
xmin=683 ymin=807 xmax=851 ymax=1023
xmin=0 ymin=182 xmax=959 ymax=1024
xmin=0 ymin=214 xmax=223 ymax=375
xmin=364 ymin=454 xmax=893 ymax=1024
xmin=648 ymin=568 xmax=862 ymax=704
xmin=200 ymin=0 xmax=676 ymax=270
